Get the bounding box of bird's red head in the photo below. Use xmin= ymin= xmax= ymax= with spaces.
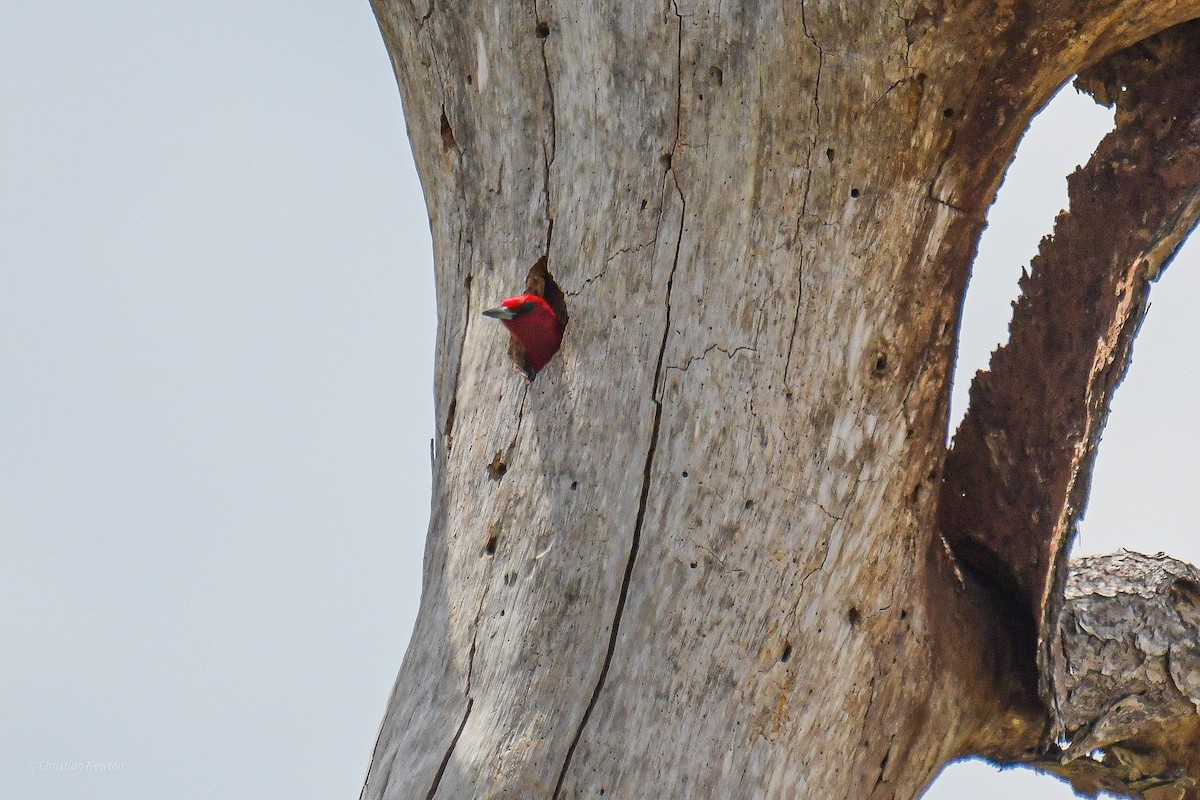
xmin=482 ymin=293 xmax=565 ymax=377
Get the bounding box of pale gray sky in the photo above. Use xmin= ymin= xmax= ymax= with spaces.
xmin=3 ymin=5 xmax=1197 ymax=799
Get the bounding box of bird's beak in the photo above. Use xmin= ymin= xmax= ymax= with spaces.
xmin=482 ymin=306 xmax=518 ymax=320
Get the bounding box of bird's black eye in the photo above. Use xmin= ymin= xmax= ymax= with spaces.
xmin=515 ymin=301 xmax=539 ymax=315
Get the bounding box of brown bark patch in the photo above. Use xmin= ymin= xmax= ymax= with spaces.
xmin=940 ymin=17 xmax=1200 ymax=728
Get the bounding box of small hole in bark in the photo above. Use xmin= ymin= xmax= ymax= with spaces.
xmin=488 ymin=451 xmax=507 ymax=481
xmin=709 ymin=65 xmax=723 ymax=86
xmin=943 ymin=107 xmax=954 ymax=118
xmin=681 ymin=471 xmax=689 ymax=478
xmin=850 ymin=187 xmax=860 ymax=198
xmin=500 ymin=609 xmax=505 ymax=616
xmin=640 ymin=198 xmax=648 ymax=210
xmin=872 ymin=352 xmax=889 ymax=376
xmin=847 ymin=607 xmax=861 ymax=626
xmin=900 ymin=609 xmax=908 ymax=620
xmin=689 ymin=561 xmax=698 ymax=569
xmin=535 ymin=20 xmax=550 ymax=37
xmin=825 ymin=147 xmax=835 ymax=161
xmin=780 ymin=641 xmax=792 ymax=662
xmin=484 ymin=535 xmax=497 ymax=555
xmin=661 ymin=153 xmax=673 ymax=169
xmin=439 ymin=111 xmax=458 ymax=152
xmin=570 ymin=480 xmax=578 ymax=491
xmin=466 ymin=74 xmax=473 ymax=85
xmin=744 ymin=499 xmax=754 ymax=510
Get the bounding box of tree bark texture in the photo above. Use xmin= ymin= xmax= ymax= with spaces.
xmin=362 ymin=1 xmax=1200 ymax=798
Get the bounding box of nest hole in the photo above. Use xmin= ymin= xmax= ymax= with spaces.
xmin=488 ymin=451 xmax=508 ymax=481
xmin=525 ymin=255 xmax=569 ymax=329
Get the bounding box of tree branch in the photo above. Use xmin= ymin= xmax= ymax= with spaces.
xmin=1028 ymin=552 xmax=1200 ymax=800
xmin=939 ymin=19 xmax=1200 ymax=712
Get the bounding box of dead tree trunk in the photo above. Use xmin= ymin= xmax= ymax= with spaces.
xmin=363 ymin=1 xmax=1200 ymax=797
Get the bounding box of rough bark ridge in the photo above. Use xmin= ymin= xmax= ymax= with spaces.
xmin=362 ymin=1 xmax=1200 ymax=798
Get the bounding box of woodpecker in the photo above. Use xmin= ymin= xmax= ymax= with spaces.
xmin=482 ymin=293 xmax=565 ymax=378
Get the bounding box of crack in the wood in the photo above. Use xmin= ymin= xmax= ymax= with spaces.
xmin=424 ymin=383 xmax=527 ymax=799
xmin=365 ymin=727 xmax=401 ymax=800
xmin=870 ymin=736 xmax=895 ymax=795
xmin=790 ymin=0 xmax=821 ymax=387
xmin=567 ymin=240 xmax=655 ymax=297
xmin=413 ymin=0 xmax=435 ymax=30
xmin=496 ymin=385 xmax=531 ymax=476
xmin=445 ymin=233 xmax=472 ymax=453
xmin=782 ymin=272 xmax=804 ymax=386
xmin=691 ymin=538 xmax=746 ymax=574
xmin=796 ymin=532 xmax=834 ymax=598
xmin=464 ymin=567 xmax=497 ymax=697
xmin=534 ymin=0 xmax=556 ymax=260
xmin=446 ymin=256 xmax=472 ymax=453
xmin=799 ymin=0 xmax=823 ymax=122
xmin=859 ymin=675 xmax=878 ymax=743
xmin=665 ymin=343 xmax=756 ymax=374
xmin=812 ymin=498 xmax=845 ymax=521
xmin=542 ymin=143 xmax=555 ymax=261
xmin=551 ymin=12 xmax=686 ymax=792
xmin=926 ymin=132 xmax=968 ymax=212
xmin=423 ymin=698 xmax=474 ymax=800
xmin=870 ymin=77 xmax=910 ymax=114
xmin=552 ymin=168 xmax=685 ymax=799
xmin=669 ymin=0 xmax=684 ymax=158
xmin=797 ymin=0 xmax=822 ymax=217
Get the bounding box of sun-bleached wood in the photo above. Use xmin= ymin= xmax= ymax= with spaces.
xmin=362 ymin=2 xmax=1200 ymax=798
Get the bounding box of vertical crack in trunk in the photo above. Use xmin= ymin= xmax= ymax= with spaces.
xmin=551 ymin=162 xmax=686 ymax=797
xmin=421 ymin=586 xmax=490 ymax=799
xmin=422 ymin=384 xmax=526 ymax=798
xmin=534 ymin=0 xmax=556 ymax=261
xmin=423 ymin=698 xmax=474 ymax=800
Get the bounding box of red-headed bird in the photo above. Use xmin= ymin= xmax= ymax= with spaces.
xmin=482 ymin=293 xmax=565 ymax=378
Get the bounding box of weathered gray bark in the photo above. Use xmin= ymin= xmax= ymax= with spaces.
xmin=362 ymin=1 xmax=1200 ymax=798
